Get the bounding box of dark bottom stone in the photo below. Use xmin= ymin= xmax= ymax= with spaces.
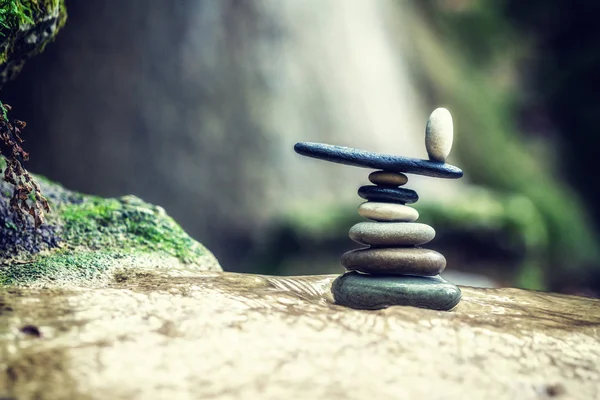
xmin=331 ymin=271 xmax=461 ymax=311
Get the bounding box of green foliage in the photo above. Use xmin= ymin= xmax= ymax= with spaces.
xmin=417 ymin=0 xmax=517 ymax=67
xmin=0 ymin=0 xmax=66 ymax=69
xmin=0 ymin=101 xmax=7 ymax=121
xmin=0 ymin=0 xmax=63 ymax=33
xmin=515 ymin=261 xmax=545 ymax=291
xmin=0 ymin=0 xmax=35 ymax=33
xmin=406 ymin=0 xmax=600 ymax=288
xmin=415 ymin=190 xmax=550 ymax=289
xmin=282 ymin=205 xmax=355 ymax=237
xmin=415 ymin=190 xmax=548 ymax=254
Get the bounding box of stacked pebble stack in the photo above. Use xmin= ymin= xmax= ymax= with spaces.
xmin=345 ymin=171 xmax=442 ymax=277
xmin=336 ymin=168 xmax=458 ymax=311
xmin=294 ymin=108 xmax=463 ymax=311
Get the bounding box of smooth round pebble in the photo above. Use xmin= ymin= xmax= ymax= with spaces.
xmin=341 ymin=247 xmax=446 ymax=276
xmin=425 ymin=107 xmax=454 ymax=162
xmin=349 ymin=222 xmax=435 ymax=246
xmin=358 ymin=202 xmax=419 ymax=222
xmin=358 ymin=185 xmax=418 ymax=204
xmin=368 ymin=171 xmax=408 ymax=186
xmin=332 ymin=271 xmax=462 ymax=311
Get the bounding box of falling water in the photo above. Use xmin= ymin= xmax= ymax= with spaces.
xmin=6 ymin=0 xmax=464 ymax=269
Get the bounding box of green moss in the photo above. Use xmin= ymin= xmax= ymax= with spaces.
xmin=0 ymin=0 xmax=62 ymax=31
xmin=59 ymin=195 xmax=206 ymax=263
xmin=3 ymin=220 xmax=16 ymax=230
xmin=0 ymin=101 xmax=7 ymax=121
xmin=0 ymin=194 xmax=212 ymax=285
xmin=57 ymin=0 xmax=66 ymax=27
xmin=0 ymin=171 xmax=216 ymax=285
xmin=0 ymin=250 xmax=120 ymax=285
xmin=0 ymin=0 xmax=66 ymax=69
xmin=0 ymin=0 xmax=35 ymax=32
xmin=27 ymin=0 xmax=67 ymax=57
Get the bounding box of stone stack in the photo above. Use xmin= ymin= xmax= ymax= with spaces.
xmin=294 ymin=108 xmax=463 ymax=311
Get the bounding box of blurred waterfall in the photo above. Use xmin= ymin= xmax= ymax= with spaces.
xmin=2 ymin=0 xmax=463 ymax=270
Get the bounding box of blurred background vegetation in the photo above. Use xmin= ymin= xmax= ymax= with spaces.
xmin=2 ymin=0 xmax=600 ymax=295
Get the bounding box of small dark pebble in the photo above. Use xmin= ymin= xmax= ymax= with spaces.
xmin=358 ymin=185 xmax=418 ymax=204
xmin=19 ymin=324 xmax=42 ymax=338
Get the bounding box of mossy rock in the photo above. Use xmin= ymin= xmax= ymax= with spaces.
xmin=0 ymin=163 xmax=221 ymax=286
xmin=0 ymin=0 xmax=67 ymax=87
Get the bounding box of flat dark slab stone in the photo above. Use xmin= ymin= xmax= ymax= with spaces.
xmin=332 ymin=271 xmax=461 ymax=311
xmin=294 ymin=142 xmax=463 ymax=179
xmin=358 ymin=185 xmax=418 ymax=204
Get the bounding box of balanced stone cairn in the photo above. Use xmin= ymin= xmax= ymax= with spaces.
xmin=294 ymin=108 xmax=463 ymax=311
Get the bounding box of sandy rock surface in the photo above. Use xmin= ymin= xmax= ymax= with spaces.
xmin=1 ymin=270 xmax=599 ymax=400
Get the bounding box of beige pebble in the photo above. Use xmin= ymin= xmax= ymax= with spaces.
xmin=349 ymin=222 xmax=435 ymax=246
xmin=425 ymin=107 xmax=453 ymax=162
xmin=357 ymin=202 xmax=419 ymax=222
xmin=341 ymin=247 xmax=446 ymax=276
xmin=368 ymin=171 xmax=408 ymax=186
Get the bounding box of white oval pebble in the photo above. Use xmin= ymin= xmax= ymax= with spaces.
xmin=357 ymin=202 xmax=419 ymax=222
xmin=425 ymin=107 xmax=453 ymax=162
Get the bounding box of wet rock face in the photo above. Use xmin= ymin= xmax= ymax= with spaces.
xmin=0 ymin=170 xmax=74 ymax=259
xmin=0 ymin=271 xmax=598 ymax=399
